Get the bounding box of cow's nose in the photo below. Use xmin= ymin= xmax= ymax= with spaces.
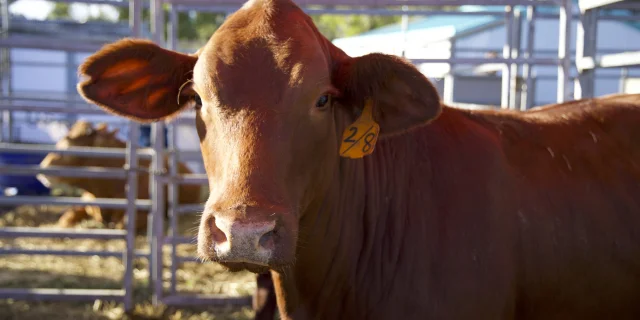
xmin=209 ymin=216 xmax=277 ymax=261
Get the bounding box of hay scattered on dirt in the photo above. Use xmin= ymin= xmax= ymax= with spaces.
xmin=0 ymin=202 xmax=257 ymax=320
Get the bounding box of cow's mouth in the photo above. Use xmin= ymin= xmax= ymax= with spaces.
xmin=219 ymin=261 xmax=270 ymax=274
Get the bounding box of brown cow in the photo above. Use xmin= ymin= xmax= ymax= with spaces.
xmin=38 ymin=120 xmax=203 ymax=231
xmin=74 ymin=0 xmax=640 ymax=318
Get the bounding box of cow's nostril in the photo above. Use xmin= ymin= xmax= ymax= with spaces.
xmin=259 ymin=230 xmax=276 ymax=251
xmin=209 ymin=217 xmax=228 ymax=244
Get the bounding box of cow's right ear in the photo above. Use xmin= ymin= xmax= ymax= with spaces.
xmin=78 ymin=38 xmax=198 ymax=123
xmin=333 ymin=53 xmax=442 ymax=137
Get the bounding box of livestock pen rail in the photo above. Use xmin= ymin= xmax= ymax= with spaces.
xmin=2 ymin=0 xmax=637 ymax=314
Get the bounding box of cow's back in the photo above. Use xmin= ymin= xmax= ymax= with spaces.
xmin=474 ymin=96 xmax=640 ymax=319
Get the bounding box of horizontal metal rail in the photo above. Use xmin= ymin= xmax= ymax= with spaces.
xmin=578 ymin=51 xmax=640 ymax=71
xmin=0 ymin=196 xmax=152 ymax=210
xmin=0 ymin=288 xmax=125 ymax=302
xmin=0 ymin=95 xmax=90 ymax=104
xmin=170 ymin=117 xmax=197 ymax=125
xmin=175 ymin=256 xmax=200 ymax=263
xmin=0 ymin=103 xmax=105 ymax=115
xmin=162 ymin=294 xmax=252 ymax=307
xmin=175 ymin=203 xmax=204 ymax=215
xmin=46 ymin=0 xmax=133 ymax=5
xmin=2 ymin=248 xmax=118 ymax=257
xmin=0 ymin=165 xmax=130 ymax=179
xmin=162 ymin=174 xmax=208 ymax=185
xmin=174 ymin=5 xmax=510 ymax=15
xmin=0 ymin=227 xmax=125 ymax=240
xmin=411 ymin=57 xmax=560 ymax=65
xmin=0 ymin=35 xmax=107 ymax=52
xmin=578 ymin=0 xmax=627 ymax=12
xmin=0 ymin=143 xmax=154 ymax=159
xmin=0 ymin=248 xmax=150 ymax=259
xmin=164 ymin=236 xmax=194 ymax=245
xmin=164 ymin=149 xmax=203 ymax=158
xmin=168 ymin=3 xmax=640 ymax=22
xmin=166 ymin=0 xmax=560 ymax=8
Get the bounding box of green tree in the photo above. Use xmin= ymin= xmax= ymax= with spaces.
xmin=47 ymin=2 xmax=116 ymax=22
xmin=312 ymin=14 xmax=403 ymax=40
xmin=46 ymin=3 xmax=406 ymax=42
xmin=48 ymin=3 xmax=71 ymax=20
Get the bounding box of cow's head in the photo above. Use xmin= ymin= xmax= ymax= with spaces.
xmin=77 ymin=0 xmax=441 ymax=272
xmin=38 ymin=120 xmax=123 ymax=187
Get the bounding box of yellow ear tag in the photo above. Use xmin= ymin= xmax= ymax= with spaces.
xmin=339 ymin=99 xmax=380 ymax=159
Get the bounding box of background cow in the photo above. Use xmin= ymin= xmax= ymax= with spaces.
xmin=38 ymin=120 xmax=204 ymax=231
xmin=73 ymin=0 xmax=640 ymax=318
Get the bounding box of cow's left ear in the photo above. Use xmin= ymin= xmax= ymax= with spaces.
xmin=333 ymin=53 xmax=442 ymax=136
xmin=78 ymin=38 xmax=198 ymax=123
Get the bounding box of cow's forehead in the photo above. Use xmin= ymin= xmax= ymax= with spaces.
xmin=193 ymin=0 xmax=330 ymax=110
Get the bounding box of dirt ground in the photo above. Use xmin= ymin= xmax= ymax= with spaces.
xmin=0 ymin=200 xmax=258 ymax=320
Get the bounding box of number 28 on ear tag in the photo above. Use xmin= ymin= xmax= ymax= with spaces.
xmin=339 ymin=99 xmax=380 ymax=159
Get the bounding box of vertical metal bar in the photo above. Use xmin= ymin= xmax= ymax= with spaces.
xmin=129 ymin=0 xmax=142 ymax=38
xmin=557 ymin=0 xmax=572 ymax=103
xmin=131 ymin=0 xmax=154 ymax=298
xmin=509 ymin=8 xmax=522 ymax=110
xmin=400 ymin=5 xmax=409 ymax=57
xmin=586 ymin=10 xmax=598 ymax=98
xmin=501 ymin=6 xmax=513 ymax=109
xmin=123 ymin=0 xmax=143 ymax=312
xmin=65 ymin=51 xmax=77 ymax=124
xmin=521 ymin=6 xmax=536 ymax=110
xmin=167 ymin=7 xmax=179 ymax=296
xmin=443 ymin=39 xmax=456 ymax=105
xmin=150 ymin=0 xmax=166 ymax=305
xmin=168 ymin=5 xmax=178 ymax=51
xmin=151 ymin=0 xmax=164 ymax=44
xmin=151 ymin=123 xmax=166 ymax=305
xmin=620 ymin=68 xmax=628 ymax=93
xmin=442 ymin=74 xmax=455 ymax=104
xmin=575 ymin=9 xmax=597 ymax=99
xmin=168 ymin=122 xmax=179 ymax=295
xmin=0 ymin=0 xmax=11 ymax=142
xmin=527 ymin=69 xmax=536 ymax=108
xmin=574 ymin=6 xmax=586 ymax=100
xmin=123 ymin=122 xmax=140 ymax=312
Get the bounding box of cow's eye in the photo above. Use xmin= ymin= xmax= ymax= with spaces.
xmin=316 ymin=94 xmax=330 ymax=109
xmin=194 ymin=94 xmax=203 ymax=109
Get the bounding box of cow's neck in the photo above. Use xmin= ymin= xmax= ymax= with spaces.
xmin=273 ymin=109 xmax=483 ymax=318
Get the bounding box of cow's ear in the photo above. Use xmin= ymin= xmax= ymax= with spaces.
xmin=78 ymin=38 xmax=198 ymax=123
xmin=333 ymin=53 xmax=442 ymax=137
